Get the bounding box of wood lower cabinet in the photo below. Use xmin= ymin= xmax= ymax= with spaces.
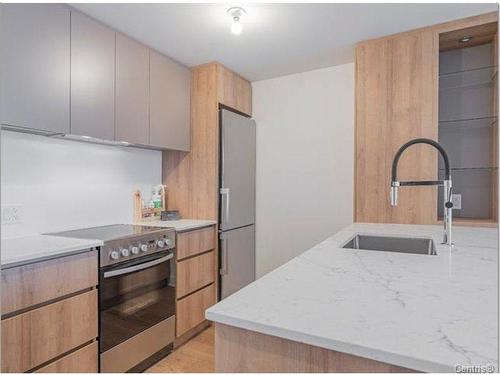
xmin=1 ymin=251 xmax=99 ymax=373
xmin=35 ymin=341 xmax=98 ymax=373
xmin=2 ymin=290 xmax=98 ymax=373
xmin=177 ymin=250 xmax=215 ymax=298
xmin=175 ymin=226 xmax=217 ymax=337
xmin=176 ymin=284 xmax=216 ymax=337
xmin=1 ymin=251 xmax=98 ymax=315
xmin=177 ymin=226 xmax=216 ymax=260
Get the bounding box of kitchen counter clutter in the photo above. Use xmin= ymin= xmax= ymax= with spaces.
xmin=206 ymin=223 xmax=498 ymax=373
xmin=1 ymin=235 xmax=102 ymax=268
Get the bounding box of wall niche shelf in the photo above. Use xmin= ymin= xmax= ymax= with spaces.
xmin=439 ymin=116 xmax=497 ymax=129
xmin=437 ymin=29 xmax=498 ymax=224
xmin=439 ymin=65 xmax=497 ymax=91
xmin=439 ymin=167 xmax=498 ymax=171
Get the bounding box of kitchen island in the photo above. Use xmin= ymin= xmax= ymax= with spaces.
xmin=206 ymin=223 xmax=498 ymax=373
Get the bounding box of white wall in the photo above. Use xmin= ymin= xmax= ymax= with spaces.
xmin=253 ymin=63 xmax=354 ymax=277
xmin=1 ymin=131 xmax=162 ymax=238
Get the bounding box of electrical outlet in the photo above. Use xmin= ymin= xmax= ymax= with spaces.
xmin=2 ymin=205 xmax=23 ymax=225
xmin=451 ymin=194 xmax=462 ymax=210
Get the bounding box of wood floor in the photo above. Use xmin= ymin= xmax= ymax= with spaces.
xmin=146 ymin=326 xmax=214 ymax=373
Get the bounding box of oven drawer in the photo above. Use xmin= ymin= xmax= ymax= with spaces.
xmin=35 ymin=341 xmax=98 ymax=373
xmin=176 ymin=283 xmax=216 ymax=336
xmin=1 ymin=290 xmax=98 ymax=373
xmin=176 ymin=226 xmax=216 ymax=260
xmin=100 ymin=315 xmax=175 ymax=373
xmin=1 ymin=250 xmax=98 ymax=315
xmin=177 ymin=250 xmax=215 ymax=298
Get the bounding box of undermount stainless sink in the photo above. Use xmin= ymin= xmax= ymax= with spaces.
xmin=342 ymin=235 xmax=437 ymax=255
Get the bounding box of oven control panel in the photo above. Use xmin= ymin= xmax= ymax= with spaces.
xmin=100 ymin=229 xmax=176 ymax=267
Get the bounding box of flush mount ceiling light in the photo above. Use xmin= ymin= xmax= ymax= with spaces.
xmin=227 ymin=7 xmax=246 ymax=35
xmin=459 ymin=35 xmax=473 ymax=43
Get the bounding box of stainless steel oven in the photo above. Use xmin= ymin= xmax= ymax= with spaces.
xmin=51 ymin=224 xmax=176 ymax=373
xmin=100 ymin=249 xmax=176 ymax=372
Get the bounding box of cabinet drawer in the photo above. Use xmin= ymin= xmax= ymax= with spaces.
xmin=2 ymin=289 xmax=98 ymax=373
xmin=177 ymin=250 xmax=215 ymax=298
xmin=177 ymin=226 xmax=216 ymax=260
xmin=1 ymin=251 xmax=98 ymax=315
xmin=176 ymin=284 xmax=215 ymax=337
xmin=35 ymin=341 xmax=98 ymax=373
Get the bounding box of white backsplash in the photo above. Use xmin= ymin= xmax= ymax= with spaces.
xmin=1 ymin=130 xmax=162 ymax=238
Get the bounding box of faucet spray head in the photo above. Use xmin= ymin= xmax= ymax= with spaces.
xmin=390 ymin=182 xmax=399 ymax=206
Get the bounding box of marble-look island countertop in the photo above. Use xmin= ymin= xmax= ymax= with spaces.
xmin=137 ymin=219 xmax=216 ymax=232
xmin=206 ymin=223 xmax=498 ymax=373
xmin=1 ymin=235 xmax=102 ymax=268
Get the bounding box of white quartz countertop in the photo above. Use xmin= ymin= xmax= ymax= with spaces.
xmin=206 ymin=223 xmax=498 ymax=373
xmin=137 ymin=219 xmax=216 ymax=232
xmin=1 ymin=235 xmax=102 ymax=268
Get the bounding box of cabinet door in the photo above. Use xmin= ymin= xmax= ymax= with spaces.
xmin=71 ymin=11 xmax=115 ymax=140
xmin=1 ymin=290 xmax=98 ymax=373
xmin=176 ymin=284 xmax=215 ymax=336
xmin=115 ymin=33 xmax=150 ymax=144
xmin=150 ymin=50 xmax=191 ymax=150
xmin=35 ymin=341 xmax=98 ymax=373
xmin=0 ymin=4 xmax=70 ymax=133
xmin=176 ymin=250 xmax=215 ymax=299
xmin=355 ymin=31 xmax=438 ymax=224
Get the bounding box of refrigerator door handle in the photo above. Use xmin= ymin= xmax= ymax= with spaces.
xmin=220 ymin=236 xmax=229 ymax=275
xmin=220 ymin=188 xmax=230 ymax=228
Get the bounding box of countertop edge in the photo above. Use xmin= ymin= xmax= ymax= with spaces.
xmin=206 ymin=310 xmax=451 ymax=373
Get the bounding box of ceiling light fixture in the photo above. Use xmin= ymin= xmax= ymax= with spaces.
xmin=459 ymin=35 xmax=473 ymax=43
xmin=227 ymin=7 xmax=246 ymax=35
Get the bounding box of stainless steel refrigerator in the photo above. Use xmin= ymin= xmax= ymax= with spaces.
xmin=219 ymin=108 xmax=256 ymax=299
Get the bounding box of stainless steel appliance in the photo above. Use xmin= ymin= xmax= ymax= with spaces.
xmin=219 ymin=108 xmax=256 ymax=299
xmin=52 ymin=224 xmax=176 ymax=373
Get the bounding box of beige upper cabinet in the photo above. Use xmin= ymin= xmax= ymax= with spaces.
xmin=150 ymin=50 xmax=191 ymax=151
xmin=71 ymin=11 xmax=115 ymax=140
xmin=0 ymin=4 xmax=70 ymax=134
xmin=115 ymin=33 xmax=150 ymax=145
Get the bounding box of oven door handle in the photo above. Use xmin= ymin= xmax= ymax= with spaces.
xmin=103 ymin=253 xmax=174 ymax=279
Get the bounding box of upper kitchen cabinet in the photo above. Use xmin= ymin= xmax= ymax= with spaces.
xmin=150 ymin=50 xmax=191 ymax=151
xmin=70 ymin=11 xmax=115 ymax=140
xmin=115 ymin=33 xmax=150 ymax=145
xmin=0 ymin=4 xmax=70 ymax=134
xmin=217 ymin=64 xmax=252 ymax=116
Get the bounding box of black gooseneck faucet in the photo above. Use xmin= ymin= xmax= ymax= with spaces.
xmin=390 ymin=138 xmax=453 ymax=246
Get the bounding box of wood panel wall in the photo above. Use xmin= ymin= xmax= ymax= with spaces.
xmin=163 ymin=62 xmax=252 ymax=220
xmin=215 ymin=323 xmax=413 ymax=372
xmin=355 ymin=12 xmax=498 ymax=224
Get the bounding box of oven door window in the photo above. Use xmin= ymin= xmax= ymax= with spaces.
xmin=100 ymin=251 xmax=175 ymax=352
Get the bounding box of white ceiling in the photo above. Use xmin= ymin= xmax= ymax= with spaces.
xmin=72 ymin=3 xmax=497 ymax=81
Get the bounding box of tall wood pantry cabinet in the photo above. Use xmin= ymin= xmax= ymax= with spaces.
xmin=355 ymin=11 xmax=498 ymax=227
